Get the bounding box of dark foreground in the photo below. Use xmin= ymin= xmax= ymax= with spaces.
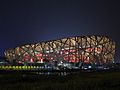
xmin=0 ymin=71 xmax=120 ymax=90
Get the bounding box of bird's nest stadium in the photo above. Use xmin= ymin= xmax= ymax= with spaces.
xmin=4 ymin=35 xmax=115 ymax=67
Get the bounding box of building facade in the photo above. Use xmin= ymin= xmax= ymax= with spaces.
xmin=4 ymin=35 xmax=116 ymax=65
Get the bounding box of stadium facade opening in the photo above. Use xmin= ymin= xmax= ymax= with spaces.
xmin=4 ymin=35 xmax=116 ymax=65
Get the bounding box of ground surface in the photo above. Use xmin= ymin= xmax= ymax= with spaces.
xmin=0 ymin=71 xmax=120 ymax=90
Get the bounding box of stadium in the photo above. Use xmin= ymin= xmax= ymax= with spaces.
xmin=4 ymin=35 xmax=116 ymax=69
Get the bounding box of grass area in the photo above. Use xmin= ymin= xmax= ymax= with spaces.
xmin=0 ymin=71 xmax=120 ymax=90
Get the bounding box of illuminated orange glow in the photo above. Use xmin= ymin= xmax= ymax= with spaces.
xmin=36 ymin=53 xmax=42 ymax=56
xmin=4 ymin=36 xmax=116 ymax=64
xmin=86 ymin=48 xmax=93 ymax=52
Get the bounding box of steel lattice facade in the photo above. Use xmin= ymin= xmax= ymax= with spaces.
xmin=4 ymin=35 xmax=116 ymax=64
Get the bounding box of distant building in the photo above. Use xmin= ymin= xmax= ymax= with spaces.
xmin=4 ymin=35 xmax=116 ymax=65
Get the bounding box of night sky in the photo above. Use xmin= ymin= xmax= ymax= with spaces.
xmin=0 ymin=0 xmax=120 ymax=61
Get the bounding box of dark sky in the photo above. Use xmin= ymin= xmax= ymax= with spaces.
xmin=0 ymin=0 xmax=120 ymax=61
